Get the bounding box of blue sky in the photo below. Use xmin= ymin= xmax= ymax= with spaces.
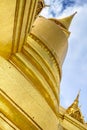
xmin=41 ymin=0 xmax=87 ymax=122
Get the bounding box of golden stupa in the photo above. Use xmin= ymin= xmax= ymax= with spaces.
xmin=0 ymin=0 xmax=87 ymax=130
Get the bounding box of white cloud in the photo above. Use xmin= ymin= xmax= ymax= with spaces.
xmin=42 ymin=0 xmax=87 ymax=17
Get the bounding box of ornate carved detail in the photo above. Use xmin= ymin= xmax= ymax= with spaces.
xmin=35 ymin=0 xmax=50 ymax=18
xmin=29 ymin=33 xmax=62 ymax=80
xmin=35 ymin=0 xmax=45 ymax=18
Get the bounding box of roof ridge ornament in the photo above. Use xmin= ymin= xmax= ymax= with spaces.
xmin=75 ymin=89 xmax=80 ymax=103
xmin=66 ymin=90 xmax=85 ymax=124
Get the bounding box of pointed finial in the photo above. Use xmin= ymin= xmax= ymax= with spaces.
xmin=75 ymin=90 xmax=81 ymax=102
xmin=66 ymin=90 xmax=81 ymax=114
xmin=58 ymin=12 xmax=77 ymax=29
xmin=74 ymin=90 xmax=81 ymax=106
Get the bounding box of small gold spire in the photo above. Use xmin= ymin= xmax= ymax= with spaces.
xmin=58 ymin=12 xmax=77 ymax=29
xmin=66 ymin=90 xmax=84 ymax=124
xmin=74 ymin=90 xmax=80 ymax=104
xmin=66 ymin=91 xmax=80 ymax=114
xmin=49 ymin=12 xmax=77 ymax=30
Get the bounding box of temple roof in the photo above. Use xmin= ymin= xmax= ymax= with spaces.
xmin=66 ymin=92 xmax=85 ymax=124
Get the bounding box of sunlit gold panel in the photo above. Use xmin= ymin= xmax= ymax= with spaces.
xmin=0 ymin=0 xmax=16 ymax=58
xmin=0 ymin=0 xmax=38 ymax=59
xmin=0 ymin=57 xmax=59 ymax=130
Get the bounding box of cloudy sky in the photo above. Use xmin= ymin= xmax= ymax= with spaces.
xmin=40 ymin=0 xmax=87 ymax=122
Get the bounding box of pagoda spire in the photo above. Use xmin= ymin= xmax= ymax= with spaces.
xmin=66 ymin=91 xmax=80 ymax=113
xmin=66 ymin=91 xmax=84 ymax=124
xmin=58 ymin=12 xmax=77 ymax=29
xmin=32 ymin=12 xmax=77 ymax=66
xmin=49 ymin=12 xmax=77 ymax=30
xmin=74 ymin=90 xmax=80 ymax=105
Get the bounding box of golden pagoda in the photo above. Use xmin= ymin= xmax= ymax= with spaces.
xmin=0 ymin=0 xmax=87 ymax=130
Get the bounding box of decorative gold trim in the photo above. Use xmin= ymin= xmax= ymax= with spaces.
xmin=24 ymin=36 xmax=57 ymax=83
xmin=29 ymin=33 xmax=62 ymax=81
xmin=0 ymin=89 xmax=42 ymax=130
xmin=24 ymin=42 xmax=58 ymax=85
xmin=35 ymin=0 xmax=45 ymax=18
xmin=10 ymin=53 xmax=58 ymax=116
xmin=0 ymin=114 xmax=16 ymax=130
xmin=22 ymin=45 xmax=58 ymax=101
